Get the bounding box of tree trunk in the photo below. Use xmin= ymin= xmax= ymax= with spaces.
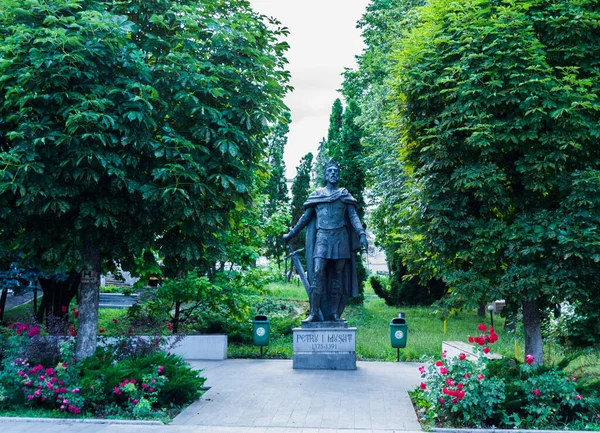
xmin=173 ymin=301 xmax=181 ymax=333
xmin=0 ymin=288 xmax=7 ymax=321
xmin=38 ymin=273 xmax=79 ymax=330
xmin=75 ymin=243 xmax=100 ymax=360
xmin=522 ymin=299 xmax=543 ymax=365
xmin=477 ymin=302 xmax=486 ymax=317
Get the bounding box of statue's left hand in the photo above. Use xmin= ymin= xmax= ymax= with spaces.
xmin=360 ymin=235 xmax=368 ymax=251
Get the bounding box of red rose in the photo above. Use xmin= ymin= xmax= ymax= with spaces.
xmin=112 ymin=318 xmax=119 ymax=324
xmin=458 ymin=353 xmax=466 ymax=360
xmin=457 ymin=383 xmax=463 ymax=390
xmin=467 ymin=336 xmax=474 ymax=343
xmin=439 ymin=397 xmax=445 ymax=404
xmin=446 ymin=378 xmax=454 ymax=386
xmin=166 ymin=323 xmax=173 ymax=330
xmin=435 ymin=361 xmax=443 ymax=367
xmin=525 ymin=354 xmax=535 ymax=365
xmin=99 ymin=328 xmax=105 ymax=333
xmin=419 ymin=383 xmax=426 ymax=390
xmin=440 ymin=367 xmax=448 ymax=375
xmin=477 ymin=324 xmax=487 ymax=331
xmin=533 ymin=389 xmax=541 ymax=396
xmin=483 ymin=347 xmax=490 ymax=354
xmin=477 ymin=374 xmax=484 ymax=380
xmin=61 ymin=306 xmax=67 ymax=313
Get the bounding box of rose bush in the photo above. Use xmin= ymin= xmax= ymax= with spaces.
xmin=412 ymin=324 xmax=600 ymax=429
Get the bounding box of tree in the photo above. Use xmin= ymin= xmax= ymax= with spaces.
xmin=0 ymin=0 xmax=290 ymax=359
xmin=263 ymin=112 xmax=290 ymax=217
xmin=311 ymin=137 xmax=328 ymax=188
xmin=341 ymin=0 xmax=443 ymax=307
xmin=263 ymin=112 xmax=291 ymax=263
xmin=326 ymin=98 xmax=344 ymax=162
xmin=391 ymin=0 xmax=600 ymax=364
xmin=290 ymin=152 xmax=314 ymax=254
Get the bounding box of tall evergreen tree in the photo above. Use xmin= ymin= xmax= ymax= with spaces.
xmin=311 ymin=137 xmax=328 ymax=188
xmin=339 ymin=100 xmax=366 ymax=218
xmin=264 ymin=112 xmax=290 ymax=217
xmin=326 ymin=99 xmax=344 ymax=161
xmin=290 ymin=153 xmax=314 ymax=252
xmin=263 ymin=112 xmax=291 ymax=263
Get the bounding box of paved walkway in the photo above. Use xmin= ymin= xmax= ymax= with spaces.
xmin=2 ymin=359 xmax=424 ymax=433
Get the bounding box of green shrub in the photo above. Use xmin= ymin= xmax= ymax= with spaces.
xmin=80 ymin=348 xmax=205 ymax=410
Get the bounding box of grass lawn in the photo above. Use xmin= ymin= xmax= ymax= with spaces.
xmin=230 ymin=279 xmax=520 ymax=362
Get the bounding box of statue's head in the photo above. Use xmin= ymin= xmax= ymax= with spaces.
xmin=323 ymin=159 xmax=340 ymax=185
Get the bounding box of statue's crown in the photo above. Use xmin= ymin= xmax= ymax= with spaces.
xmin=323 ymin=159 xmax=340 ymax=173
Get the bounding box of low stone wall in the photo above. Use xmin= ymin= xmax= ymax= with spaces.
xmin=170 ymin=334 xmax=227 ymax=360
xmin=442 ymin=340 xmax=502 ymax=361
xmin=101 ymin=334 xmax=228 ymax=360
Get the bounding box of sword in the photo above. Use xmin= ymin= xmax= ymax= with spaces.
xmin=285 ymin=244 xmax=311 ymax=297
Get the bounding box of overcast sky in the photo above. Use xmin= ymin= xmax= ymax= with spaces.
xmin=249 ymin=0 xmax=370 ymax=178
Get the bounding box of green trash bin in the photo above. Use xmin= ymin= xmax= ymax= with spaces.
xmin=390 ymin=317 xmax=408 ymax=349
xmin=252 ymin=315 xmax=270 ymax=347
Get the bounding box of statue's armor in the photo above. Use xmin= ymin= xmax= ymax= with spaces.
xmin=315 ymin=199 xmax=347 ymax=229
xmin=313 ymin=200 xmax=350 ymax=260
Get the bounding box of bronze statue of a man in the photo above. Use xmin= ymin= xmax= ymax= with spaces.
xmin=283 ymin=160 xmax=368 ymax=322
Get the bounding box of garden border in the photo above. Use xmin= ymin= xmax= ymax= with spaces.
xmin=0 ymin=416 xmax=162 ymax=425
xmin=432 ymin=428 xmax=592 ymax=433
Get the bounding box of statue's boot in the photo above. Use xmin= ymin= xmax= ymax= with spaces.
xmin=331 ymin=293 xmax=342 ymax=321
xmin=303 ymin=291 xmax=322 ymax=322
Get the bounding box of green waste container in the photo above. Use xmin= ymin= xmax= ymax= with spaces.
xmin=252 ymin=315 xmax=270 ymax=347
xmin=390 ymin=317 xmax=408 ymax=349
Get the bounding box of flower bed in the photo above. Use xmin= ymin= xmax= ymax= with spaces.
xmin=0 ymin=321 xmax=206 ymax=421
xmin=412 ymin=324 xmax=600 ymax=430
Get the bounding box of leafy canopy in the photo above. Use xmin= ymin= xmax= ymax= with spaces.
xmin=0 ymin=0 xmax=291 ymax=275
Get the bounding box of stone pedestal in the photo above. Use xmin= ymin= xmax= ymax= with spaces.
xmin=292 ymin=321 xmax=357 ymax=370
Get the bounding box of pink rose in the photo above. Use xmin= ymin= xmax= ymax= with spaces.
xmin=525 ymin=354 xmax=535 ymax=365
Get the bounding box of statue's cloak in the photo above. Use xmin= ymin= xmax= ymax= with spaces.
xmin=303 ymin=187 xmax=360 ymax=319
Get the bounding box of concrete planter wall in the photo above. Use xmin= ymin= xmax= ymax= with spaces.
xmin=100 ymin=334 xmax=228 ymax=360
xmin=168 ymin=334 xmax=227 ymax=360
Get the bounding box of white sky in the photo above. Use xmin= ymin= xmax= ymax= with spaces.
xmin=249 ymin=0 xmax=370 ymax=178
